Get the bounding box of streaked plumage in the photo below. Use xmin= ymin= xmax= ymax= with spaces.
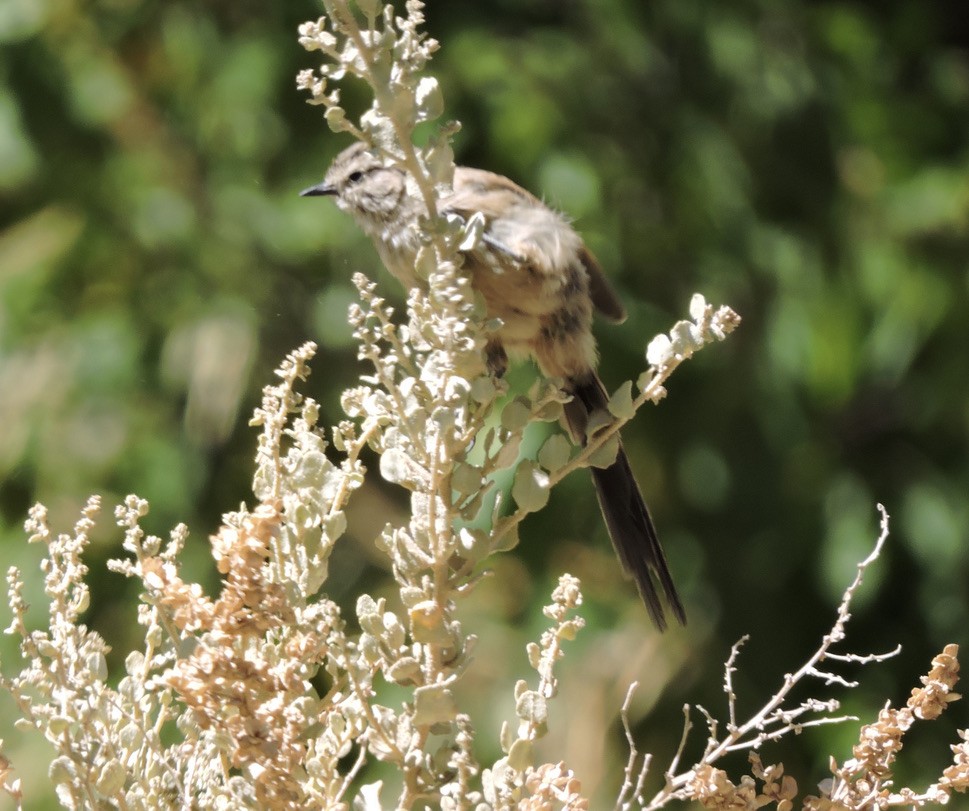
xmin=302 ymin=143 xmax=685 ymax=629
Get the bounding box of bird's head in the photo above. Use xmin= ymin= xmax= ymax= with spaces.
xmin=300 ymin=142 xmax=407 ymax=228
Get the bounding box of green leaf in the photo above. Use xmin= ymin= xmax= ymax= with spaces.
xmin=507 ymin=738 xmax=533 ymax=770
xmin=537 ymin=434 xmax=571 ymax=472
xmin=379 ymin=448 xmax=426 ymax=489
xmin=646 ymin=334 xmax=673 ymax=366
xmin=512 ymin=461 xmax=550 ymax=512
xmin=386 ymin=656 xmax=421 ymax=686
xmin=424 ymin=132 xmax=455 ymax=185
xmin=585 ymin=407 xmax=613 ymax=438
xmin=470 ymin=375 xmax=496 ymax=403
xmin=413 ymin=684 xmax=457 ymax=726
xmin=324 ymin=105 xmax=347 ymax=132
xmin=533 ymin=399 xmax=564 ymax=422
xmin=323 ymin=512 xmax=347 ymax=542
xmin=499 ymin=721 xmax=513 ymax=753
xmin=515 ymin=689 xmax=548 ymax=734
xmin=493 ymin=433 xmax=522 ymax=469
xmin=607 ymin=380 xmax=635 ymax=420
xmin=493 ymin=524 xmax=520 ymax=553
xmin=451 ymin=462 xmax=482 ymax=495
xmin=500 ymin=398 xmax=531 ymax=431
xmin=415 ymin=76 xmax=443 ymax=123
xmin=587 ymin=435 xmax=620 ymax=469
xmin=557 ymin=619 xmax=582 ymax=641
xmin=356 ymin=593 xmax=379 ymax=621
xmin=459 ymin=211 xmax=486 ymax=251
xmin=670 ymin=320 xmax=702 ymax=356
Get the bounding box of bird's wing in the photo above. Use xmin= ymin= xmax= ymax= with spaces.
xmin=444 ymin=168 xmax=626 ymax=322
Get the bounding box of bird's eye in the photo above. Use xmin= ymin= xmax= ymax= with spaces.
xmin=347 ymin=170 xmax=364 ymax=184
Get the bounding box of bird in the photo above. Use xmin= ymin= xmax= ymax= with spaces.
xmin=301 ymin=142 xmax=685 ymax=629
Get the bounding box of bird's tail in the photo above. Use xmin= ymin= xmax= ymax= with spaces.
xmin=565 ymin=374 xmax=686 ymax=630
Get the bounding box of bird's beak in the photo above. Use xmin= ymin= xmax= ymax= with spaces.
xmin=299 ymin=181 xmax=337 ymax=197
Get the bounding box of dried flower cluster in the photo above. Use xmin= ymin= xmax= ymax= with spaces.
xmin=1 ymin=2 xmax=963 ymax=810
xmin=0 ymin=3 xmax=740 ymax=806
xmin=687 ymin=754 xmax=796 ymax=811
xmin=612 ymin=508 xmax=967 ymax=811
xmin=803 ymin=643 xmax=964 ymax=809
xmin=485 ymin=576 xmax=587 ymax=808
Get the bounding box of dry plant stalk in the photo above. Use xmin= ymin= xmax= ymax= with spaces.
xmin=0 ymin=3 xmax=739 ymax=805
xmin=1 ymin=2 xmax=963 ymax=810
xmin=615 ymin=507 xmax=967 ymax=811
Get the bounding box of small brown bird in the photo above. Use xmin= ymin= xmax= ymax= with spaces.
xmin=302 ymin=143 xmax=685 ymax=629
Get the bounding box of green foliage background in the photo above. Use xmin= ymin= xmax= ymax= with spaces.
xmin=2 ymin=0 xmax=968 ymax=805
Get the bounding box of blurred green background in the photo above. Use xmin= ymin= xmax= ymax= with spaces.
xmin=2 ymin=0 xmax=968 ymax=806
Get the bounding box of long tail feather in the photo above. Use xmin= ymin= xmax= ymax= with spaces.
xmin=566 ymin=375 xmax=686 ymax=630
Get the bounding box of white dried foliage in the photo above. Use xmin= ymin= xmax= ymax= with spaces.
xmin=3 ymin=3 xmax=961 ymax=811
